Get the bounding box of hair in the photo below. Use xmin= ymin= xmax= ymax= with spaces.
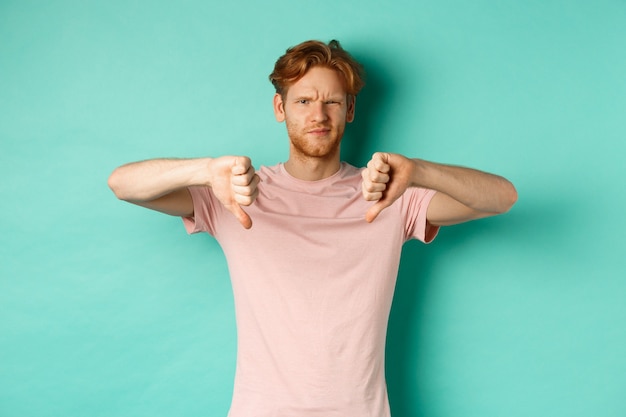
xmin=269 ymin=40 xmax=365 ymax=97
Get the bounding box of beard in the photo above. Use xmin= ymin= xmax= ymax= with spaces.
xmin=285 ymin=119 xmax=345 ymax=160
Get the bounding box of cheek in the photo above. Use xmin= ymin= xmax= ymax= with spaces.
xmin=332 ymin=107 xmax=349 ymax=121
xmin=285 ymin=111 xmax=307 ymax=128
xmin=285 ymin=118 xmax=300 ymax=136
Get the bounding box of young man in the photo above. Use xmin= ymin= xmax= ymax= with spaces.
xmin=108 ymin=40 xmax=517 ymax=417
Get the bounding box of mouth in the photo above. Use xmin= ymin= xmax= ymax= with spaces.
xmin=307 ymin=127 xmax=331 ymax=135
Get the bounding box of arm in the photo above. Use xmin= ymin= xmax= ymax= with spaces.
xmin=361 ymin=152 xmax=517 ymax=226
xmin=108 ymin=156 xmax=260 ymax=229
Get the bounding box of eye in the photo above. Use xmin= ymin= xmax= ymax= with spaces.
xmin=297 ymin=99 xmax=309 ymax=104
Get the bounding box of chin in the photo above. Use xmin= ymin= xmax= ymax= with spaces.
xmin=289 ymin=139 xmax=337 ymax=158
xmin=295 ymin=142 xmax=341 ymax=158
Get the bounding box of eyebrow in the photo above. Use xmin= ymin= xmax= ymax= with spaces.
xmin=293 ymin=95 xmax=344 ymax=102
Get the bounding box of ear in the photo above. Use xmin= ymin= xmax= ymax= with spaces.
xmin=273 ymin=93 xmax=285 ymax=122
xmin=346 ymin=95 xmax=356 ymax=123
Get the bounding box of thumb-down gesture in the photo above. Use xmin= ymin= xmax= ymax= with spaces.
xmin=361 ymin=152 xmax=414 ymax=223
xmin=208 ymin=156 xmax=260 ymax=229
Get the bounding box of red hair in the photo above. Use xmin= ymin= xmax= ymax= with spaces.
xmin=269 ymin=40 xmax=365 ymax=96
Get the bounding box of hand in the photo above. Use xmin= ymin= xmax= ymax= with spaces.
xmin=208 ymin=156 xmax=260 ymax=229
xmin=361 ymin=152 xmax=415 ymax=223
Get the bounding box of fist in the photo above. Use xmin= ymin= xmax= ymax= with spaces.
xmin=361 ymin=152 xmax=414 ymax=222
xmin=208 ymin=156 xmax=260 ymax=229
xmin=361 ymin=152 xmax=391 ymax=203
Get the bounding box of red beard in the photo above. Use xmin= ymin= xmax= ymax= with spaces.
xmin=286 ymin=120 xmax=345 ymax=160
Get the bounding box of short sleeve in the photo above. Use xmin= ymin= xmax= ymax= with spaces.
xmin=400 ymin=187 xmax=440 ymax=243
xmin=182 ymin=185 xmax=221 ymax=236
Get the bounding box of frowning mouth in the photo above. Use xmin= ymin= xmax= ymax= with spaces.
xmin=307 ymin=127 xmax=331 ymax=135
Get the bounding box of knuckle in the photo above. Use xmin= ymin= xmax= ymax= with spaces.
xmin=364 ymin=192 xmax=382 ymax=201
xmin=235 ymin=195 xmax=251 ymax=206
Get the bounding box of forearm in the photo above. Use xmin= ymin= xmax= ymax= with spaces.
xmin=411 ymin=159 xmax=517 ymax=214
xmin=108 ymin=158 xmax=212 ymax=202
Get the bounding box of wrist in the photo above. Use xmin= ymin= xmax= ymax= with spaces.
xmin=189 ymin=157 xmax=214 ymax=186
xmin=409 ymin=158 xmax=428 ymax=188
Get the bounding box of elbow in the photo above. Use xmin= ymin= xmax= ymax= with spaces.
xmin=499 ymin=181 xmax=518 ymax=214
xmin=107 ymin=168 xmax=129 ymax=201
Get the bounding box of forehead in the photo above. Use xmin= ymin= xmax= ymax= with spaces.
xmin=286 ymin=66 xmax=347 ymax=98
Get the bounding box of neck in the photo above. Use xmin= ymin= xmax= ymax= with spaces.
xmin=284 ymin=152 xmax=341 ymax=181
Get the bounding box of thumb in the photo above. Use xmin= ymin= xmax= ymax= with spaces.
xmin=365 ymin=199 xmax=390 ymax=223
xmin=229 ymin=202 xmax=253 ymax=229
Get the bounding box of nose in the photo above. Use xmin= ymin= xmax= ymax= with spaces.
xmin=310 ymin=101 xmax=329 ymax=123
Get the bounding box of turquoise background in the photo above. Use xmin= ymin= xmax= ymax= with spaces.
xmin=1 ymin=1 xmax=625 ymax=416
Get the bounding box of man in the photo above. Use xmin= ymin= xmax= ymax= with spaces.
xmin=108 ymin=40 xmax=517 ymax=417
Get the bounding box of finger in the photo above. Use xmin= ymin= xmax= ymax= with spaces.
xmin=363 ymin=191 xmax=383 ymax=201
xmin=362 ymin=170 xmax=387 ymax=192
xmin=366 ymin=168 xmax=389 ymax=183
xmin=362 ymin=178 xmax=387 ymax=194
xmin=233 ymin=185 xmax=259 ymax=206
xmin=232 ymin=167 xmax=257 ymax=186
xmin=232 ymin=156 xmax=251 ymax=175
xmin=232 ymin=183 xmax=256 ymax=198
xmin=371 ymin=152 xmax=390 ymax=173
xmin=361 ymin=170 xmax=386 ymax=200
xmin=362 ymin=181 xmax=385 ymax=200
xmin=232 ymin=174 xmax=260 ymax=198
xmin=366 ymin=158 xmax=390 ymax=183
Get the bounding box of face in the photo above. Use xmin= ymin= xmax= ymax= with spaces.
xmin=273 ymin=66 xmax=355 ymax=161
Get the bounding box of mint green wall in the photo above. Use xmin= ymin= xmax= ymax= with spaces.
xmin=1 ymin=1 xmax=625 ymax=416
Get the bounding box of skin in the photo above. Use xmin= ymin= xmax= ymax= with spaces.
xmin=361 ymin=152 xmax=517 ymax=225
xmin=107 ymin=156 xmax=259 ymax=228
xmin=273 ymin=66 xmax=355 ymax=181
xmin=108 ymin=65 xmax=517 ymax=229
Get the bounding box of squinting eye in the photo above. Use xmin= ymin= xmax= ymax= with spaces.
xmin=298 ymin=99 xmax=309 ymax=104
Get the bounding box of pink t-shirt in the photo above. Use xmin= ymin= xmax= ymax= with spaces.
xmin=183 ymin=162 xmax=438 ymax=417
